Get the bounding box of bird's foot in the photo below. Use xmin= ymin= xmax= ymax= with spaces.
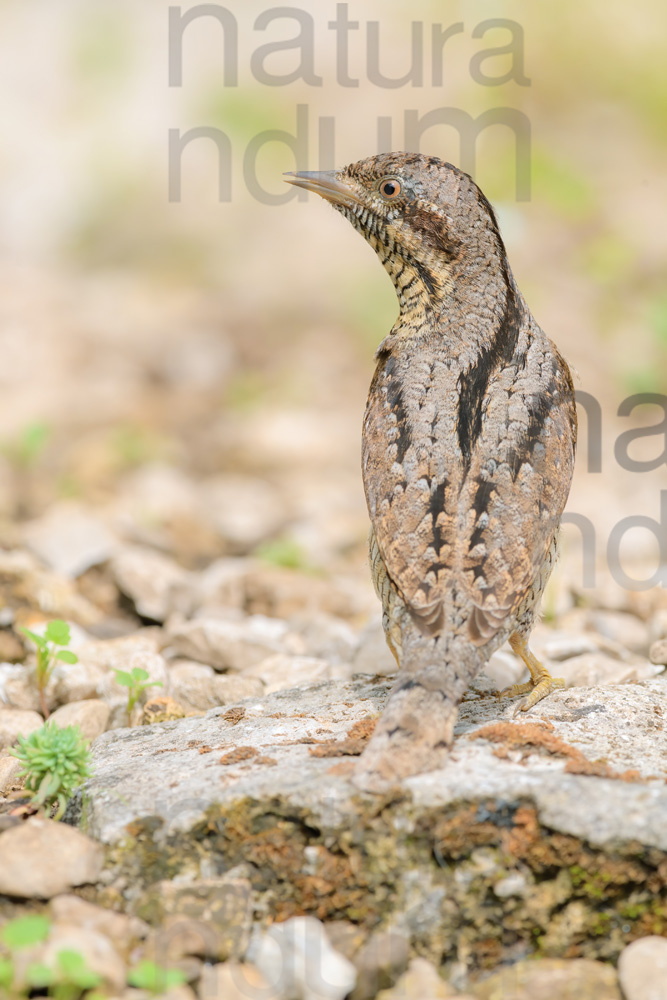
xmin=498 ymin=672 xmax=565 ymax=716
xmin=498 ymin=632 xmax=565 ymax=716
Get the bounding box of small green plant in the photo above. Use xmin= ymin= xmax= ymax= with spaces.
xmin=19 ymin=620 xmax=78 ymax=718
xmin=11 ymin=723 xmax=92 ymax=820
xmin=113 ymin=667 xmax=162 ymax=720
xmin=127 ymin=960 xmax=186 ymax=995
xmin=0 ymin=915 xmax=102 ymax=999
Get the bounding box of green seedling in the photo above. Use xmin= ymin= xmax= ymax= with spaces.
xmin=127 ymin=960 xmax=186 ymax=995
xmin=11 ymin=723 xmax=92 ymax=820
xmin=19 ymin=620 xmax=78 ymax=718
xmin=112 ymin=667 xmax=162 ymax=720
xmin=0 ymin=914 xmax=103 ymax=999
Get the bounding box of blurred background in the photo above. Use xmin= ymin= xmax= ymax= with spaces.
xmin=0 ymin=0 xmax=665 ymax=619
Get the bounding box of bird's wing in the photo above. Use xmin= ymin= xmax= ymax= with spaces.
xmin=363 ymin=339 xmax=576 ymax=640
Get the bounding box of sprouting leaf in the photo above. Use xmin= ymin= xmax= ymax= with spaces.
xmin=55 ymin=649 xmax=78 ymax=664
xmin=44 ymin=620 xmax=71 ymax=646
xmin=130 ymin=667 xmax=149 ymax=682
xmin=56 ymin=949 xmax=102 ymax=988
xmin=1 ymin=914 xmax=51 ymax=949
xmin=128 ymin=960 xmax=186 ymax=993
xmin=113 ymin=670 xmax=134 ymax=687
xmin=19 ymin=627 xmax=47 ymax=649
xmin=25 ymin=961 xmax=54 ymax=989
xmin=0 ymin=957 xmax=13 ymax=990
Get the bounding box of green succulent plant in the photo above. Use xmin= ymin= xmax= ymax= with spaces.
xmin=10 ymin=723 xmax=92 ymax=820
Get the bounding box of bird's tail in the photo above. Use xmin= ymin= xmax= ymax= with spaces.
xmin=353 ymin=632 xmax=485 ymax=792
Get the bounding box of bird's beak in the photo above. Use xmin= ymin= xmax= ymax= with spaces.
xmin=283 ymin=170 xmax=361 ymax=208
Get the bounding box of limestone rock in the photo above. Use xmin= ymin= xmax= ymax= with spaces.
xmin=650 ymin=638 xmax=667 ymax=666
xmin=248 ymin=916 xmax=357 ymax=1000
xmin=167 ymin=660 xmax=263 ymax=712
xmin=0 ymin=817 xmax=103 ymax=898
xmin=618 ymin=935 xmax=667 ymax=1000
xmin=376 ymin=958 xmax=455 ymax=999
xmin=111 ymin=547 xmax=194 ymax=622
xmin=243 ymin=653 xmax=351 ymax=694
xmin=0 ymin=753 xmax=23 ymax=790
xmin=23 ymin=502 xmax=117 ymax=578
xmin=48 ymin=699 xmax=110 ymax=741
xmin=0 ymin=707 xmax=43 ymax=748
xmin=166 ymin=615 xmax=304 ymax=672
xmin=198 ymin=962 xmax=281 ymax=1000
xmin=50 ymin=894 xmax=149 ymax=956
xmin=470 ymin=957 xmax=620 ymax=999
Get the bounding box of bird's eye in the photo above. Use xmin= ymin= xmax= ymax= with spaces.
xmin=379 ymin=178 xmax=401 ymax=200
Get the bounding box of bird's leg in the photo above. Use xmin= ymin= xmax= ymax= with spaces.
xmin=498 ymin=632 xmax=565 ymax=715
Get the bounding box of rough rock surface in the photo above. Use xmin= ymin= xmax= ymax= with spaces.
xmin=0 ymin=817 xmax=104 ymax=898
xmin=82 ymin=676 xmax=667 ymax=971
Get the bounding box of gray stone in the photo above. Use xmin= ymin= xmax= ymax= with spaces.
xmin=0 ymin=817 xmax=103 ymax=897
xmin=553 ymin=652 xmax=663 ymax=688
xmin=350 ymin=931 xmax=409 ymax=1000
xmin=48 ymin=699 xmax=110 ymax=741
xmin=0 ymin=753 xmax=23 ymax=790
xmin=83 ymin=678 xmax=667 ymax=850
xmin=248 ymin=916 xmax=357 ymax=1000
xmin=166 ymin=615 xmax=304 ymax=672
xmin=588 ymin=610 xmax=651 ymax=654
xmin=111 ymin=547 xmax=194 ymax=622
xmin=351 ymin=619 xmax=398 ymax=677
xmin=23 ymin=502 xmax=118 ymax=578
xmin=198 ymin=963 xmax=281 ymax=1000
xmin=376 ymin=958 xmax=454 ymax=999
xmin=470 ymin=957 xmax=620 ymax=999
xmin=167 ymin=660 xmax=264 ymax=712
xmin=50 ymin=658 xmax=106 ymax=706
xmin=243 ymin=653 xmax=352 ymax=694
xmin=0 ymin=707 xmax=43 ymax=748
xmin=50 ymin=894 xmax=149 ymax=956
xmin=618 ymin=935 xmax=667 ymax=1000
xmin=139 ymin=877 xmax=253 ymax=961
xmin=650 ymin=638 xmax=667 ymax=666
xmin=200 ymin=474 xmax=287 ymax=551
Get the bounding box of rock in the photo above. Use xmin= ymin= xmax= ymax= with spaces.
xmin=618 ymin=935 xmax=667 ymax=1000
xmin=50 ymin=894 xmax=149 ymax=956
xmin=97 ymin=647 xmax=169 ymax=728
xmin=470 ymin=957 xmax=620 ymax=999
xmin=48 ymin=699 xmax=110 ymax=741
xmin=554 ymin=652 xmax=663 ymax=688
xmin=81 ymin=678 xmax=667 ymax=973
xmin=244 ymin=653 xmax=351 ymax=694
xmin=167 ymin=660 xmax=264 ymax=712
xmin=376 ymin=958 xmax=454 ymax=998
xmin=138 ymin=878 xmax=253 ymax=961
xmin=12 ymin=924 xmax=126 ymax=993
xmin=0 ymin=707 xmax=43 ymax=748
xmin=50 ymin=659 xmax=106 ymax=707
xmin=241 ymin=565 xmax=360 ymax=621
xmin=291 ymin=613 xmax=358 ymax=665
xmin=588 ymin=611 xmax=651 ymax=655
xmin=650 ymin=638 xmax=667 ymax=666
xmin=248 ymin=916 xmax=357 ymax=1000
xmin=198 ymin=962 xmax=281 ymax=1000
xmin=200 ymin=474 xmax=287 ymax=552
xmin=0 ymin=663 xmax=43 ymax=711
xmin=111 ymin=547 xmax=194 ymax=622
xmin=351 ymin=620 xmax=399 ymax=677
xmin=23 ymin=502 xmax=118 ymax=578
xmin=349 ymin=931 xmax=409 ymax=1000
xmin=166 ymin=615 xmax=304 ymax=672
xmin=0 ymin=817 xmax=103 ymax=897
xmin=480 ymin=651 xmax=525 ymax=692
xmin=0 ymin=753 xmax=23 ymax=790
xmin=76 ymin=631 xmax=162 ymax=671
xmin=531 ymin=629 xmax=600 ymax=661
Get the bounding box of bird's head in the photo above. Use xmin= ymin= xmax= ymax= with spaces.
xmin=285 ymin=152 xmax=506 ymax=312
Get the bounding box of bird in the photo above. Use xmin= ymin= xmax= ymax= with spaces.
xmin=284 ymin=153 xmax=577 ymax=790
